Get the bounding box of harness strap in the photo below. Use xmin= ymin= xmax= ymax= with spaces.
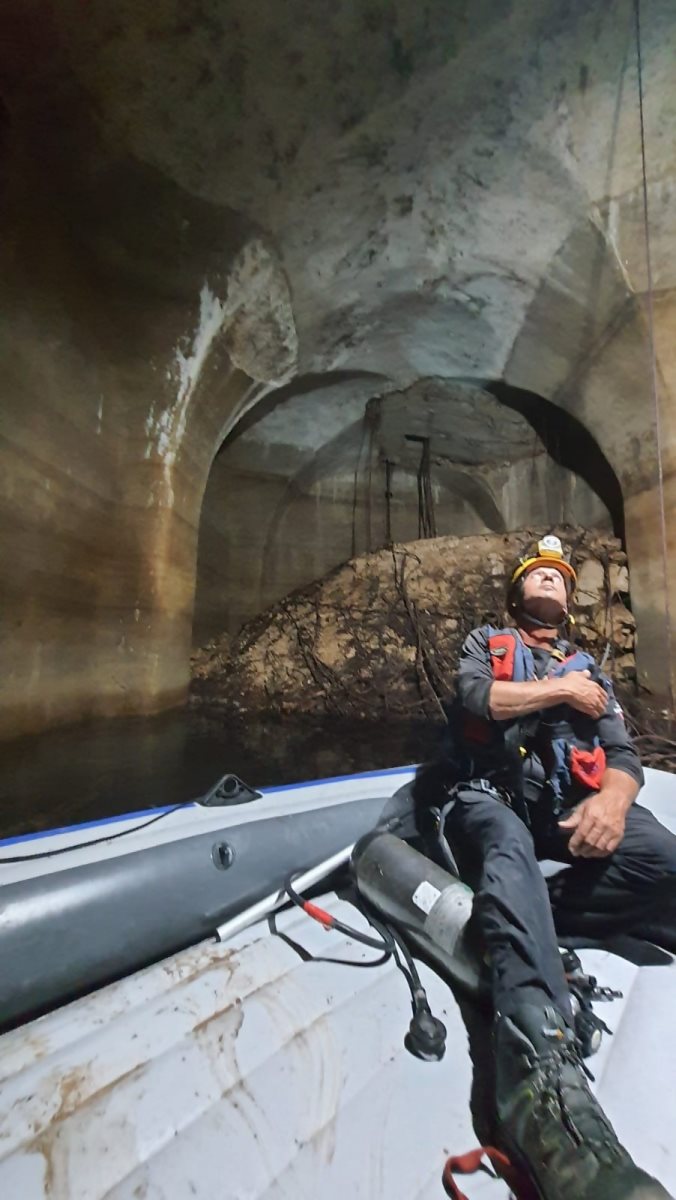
xmin=502 ymin=723 xmax=532 ymax=827
xmin=432 ymin=780 xmax=511 ymax=872
xmin=432 ymin=791 xmax=462 ymax=874
xmin=488 ymin=632 xmax=518 ymax=680
xmin=442 ymin=1146 xmax=538 ymax=1200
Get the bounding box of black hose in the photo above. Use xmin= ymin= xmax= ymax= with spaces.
xmin=0 ymin=804 xmax=191 ymax=864
xmin=283 ymin=872 xmax=446 ymax=1062
xmin=284 ymin=874 xmax=392 ymax=952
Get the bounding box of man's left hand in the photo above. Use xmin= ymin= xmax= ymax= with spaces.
xmin=558 ymin=791 xmax=632 ymax=857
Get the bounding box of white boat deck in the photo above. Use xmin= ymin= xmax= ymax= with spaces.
xmin=0 ymin=767 xmax=674 ymax=1199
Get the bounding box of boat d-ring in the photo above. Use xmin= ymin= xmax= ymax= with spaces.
xmin=211 ymin=841 xmax=235 ymax=870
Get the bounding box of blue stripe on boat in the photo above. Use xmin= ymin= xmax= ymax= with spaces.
xmin=0 ymin=764 xmax=416 ymax=848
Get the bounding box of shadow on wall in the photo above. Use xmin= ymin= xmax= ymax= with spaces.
xmin=435 ymin=464 xmax=506 ymax=533
xmin=487 ymin=381 xmax=626 ymax=543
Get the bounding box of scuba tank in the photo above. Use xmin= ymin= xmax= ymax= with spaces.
xmin=352 ymin=831 xmax=487 ymax=1000
xmin=352 ymin=833 xmax=616 ymax=1060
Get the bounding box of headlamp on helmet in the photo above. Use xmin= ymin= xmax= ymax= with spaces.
xmin=510 ymin=535 xmax=577 ymax=592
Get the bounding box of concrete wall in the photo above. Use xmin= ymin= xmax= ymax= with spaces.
xmin=0 ymin=123 xmax=296 ymax=738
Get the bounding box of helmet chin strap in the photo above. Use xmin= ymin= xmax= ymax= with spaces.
xmin=516 ymin=603 xmax=569 ymax=632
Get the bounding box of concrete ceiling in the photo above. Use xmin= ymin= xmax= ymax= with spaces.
xmin=8 ymin=0 xmax=676 ymax=398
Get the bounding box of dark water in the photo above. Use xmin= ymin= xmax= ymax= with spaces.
xmin=0 ymin=706 xmax=441 ymax=840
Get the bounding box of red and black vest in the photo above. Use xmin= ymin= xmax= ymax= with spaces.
xmin=460 ymin=626 xmax=608 ymax=811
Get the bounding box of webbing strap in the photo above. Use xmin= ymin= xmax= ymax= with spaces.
xmin=442 ymin=1146 xmax=538 ymax=1200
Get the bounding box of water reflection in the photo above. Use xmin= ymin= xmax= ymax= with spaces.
xmin=0 ymin=707 xmax=440 ymax=839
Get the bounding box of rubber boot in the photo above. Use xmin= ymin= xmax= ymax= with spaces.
xmin=494 ymin=1003 xmax=673 ymax=1200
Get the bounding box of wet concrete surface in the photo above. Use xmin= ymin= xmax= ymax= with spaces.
xmin=0 ymin=707 xmax=440 ymax=839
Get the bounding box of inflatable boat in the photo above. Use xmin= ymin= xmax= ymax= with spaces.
xmin=0 ymin=765 xmax=675 ymax=1199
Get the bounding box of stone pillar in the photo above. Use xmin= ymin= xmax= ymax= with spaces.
xmin=625 ymin=292 xmax=676 ymax=699
xmin=504 ymin=210 xmax=676 ymax=701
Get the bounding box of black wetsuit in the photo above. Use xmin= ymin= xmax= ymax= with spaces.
xmin=446 ymin=627 xmax=676 ymax=1020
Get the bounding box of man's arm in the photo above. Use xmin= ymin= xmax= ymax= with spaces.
xmin=489 ymin=676 xmax=605 ymax=720
xmin=599 ymin=766 xmax=641 ymax=805
xmin=488 ymin=671 xmax=608 ymax=721
xmin=594 ymin=684 xmax=644 ymax=790
xmin=559 ymin=686 xmax=643 ymax=857
xmin=456 ymin=629 xmax=608 ymax=722
xmin=559 ymin=768 xmax=639 ymax=856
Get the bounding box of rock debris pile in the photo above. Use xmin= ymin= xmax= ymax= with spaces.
xmin=192 ymin=526 xmax=635 ymax=722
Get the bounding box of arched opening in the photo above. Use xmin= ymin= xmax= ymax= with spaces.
xmin=192 ymin=377 xmax=622 ymax=648
xmin=487 ymin=381 xmax=626 ymax=543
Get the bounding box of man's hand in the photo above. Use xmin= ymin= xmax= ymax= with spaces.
xmin=558 ymin=790 xmax=632 ymax=857
xmin=560 ymin=669 xmax=608 ymax=719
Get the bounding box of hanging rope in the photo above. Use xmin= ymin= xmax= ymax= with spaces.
xmin=384 ymin=458 xmax=394 ymax=544
xmin=350 ymin=413 xmax=369 ymax=558
xmin=634 ymin=0 xmax=674 ymax=707
xmin=416 ymin=438 xmax=437 ymax=539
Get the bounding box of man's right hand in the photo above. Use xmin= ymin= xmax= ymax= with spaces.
xmin=560 ymin=669 xmax=608 ymax=718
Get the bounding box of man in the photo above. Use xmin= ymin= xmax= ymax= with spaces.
xmin=438 ymin=535 xmax=676 ymax=1199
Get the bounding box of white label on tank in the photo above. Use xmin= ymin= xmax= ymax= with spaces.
xmin=412 ymin=880 xmax=442 ymax=915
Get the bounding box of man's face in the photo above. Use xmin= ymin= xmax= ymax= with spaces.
xmin=520 ymin=564 xmax=568 ymax=622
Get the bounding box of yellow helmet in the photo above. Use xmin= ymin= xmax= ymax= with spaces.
xmin=509 ymin=535 xmax=577 ymax=592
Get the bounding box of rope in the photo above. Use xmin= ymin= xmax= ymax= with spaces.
xmin=350 ymin=413 xmax=369 ymax=558
xmin=384 ymin=458 xmax=394 ymax=544
xmin=442 ymin=1146 xmax=538 ymax=1200
xmin=634 ymin=0 xmax=674 ymax=707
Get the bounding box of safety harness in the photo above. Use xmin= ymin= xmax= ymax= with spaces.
xmin=439 ymin=635 xmax=620 ymax=1200
xmin=457 ymin=626 xmax=610 ymax=815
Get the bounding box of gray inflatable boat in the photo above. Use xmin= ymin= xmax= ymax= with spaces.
xmin=0 ymin=768 xmax=417 ymax=1032
xmin=0 ymin=765 xmax=674 ymax=1200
